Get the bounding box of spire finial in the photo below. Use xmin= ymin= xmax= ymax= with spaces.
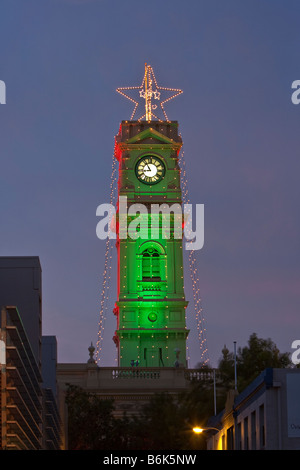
xmin=87 ymin=342 xmax=96 ymax=364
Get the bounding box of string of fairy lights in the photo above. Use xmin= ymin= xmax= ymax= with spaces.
xmin=95 ymin=141 xmax=209 ymax=367
xmin=95 ymin=64 xmax=209 ymax=367
xmin=178 ymin=147 xmax=209 ymax=366
xmin=116 ymin=63 xmax=183 ymax=122
xmin=95 ymin=141 xmax=118 ymax=364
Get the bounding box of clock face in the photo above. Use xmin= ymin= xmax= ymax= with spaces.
xmin=135 ymin=155 xmax=165 ymax=184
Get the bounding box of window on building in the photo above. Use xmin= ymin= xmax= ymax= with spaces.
xmin=142 ymin=248 xmax=160 ymax=280
xmin=259 ymin=404 xmax=265 ymax=449
xmin=251 ymin=411 xmax=256 ymax=450
xmin=226 ymin=426 xmax=234 ymax=450
xmin=244 ymin=416 xmax=249 ymax=450
xmin=237 ymin=422 xmax=242 ymax=450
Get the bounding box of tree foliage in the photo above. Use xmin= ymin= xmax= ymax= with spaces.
xmin=218 ymin=332 xmax=292 ymax=391
xmin=65 ymin=385 xmax=123 ymax=449
xmin=134 ymin=392 xmax=205 ymax=450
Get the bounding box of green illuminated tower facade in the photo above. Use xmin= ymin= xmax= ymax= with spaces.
xmin=113 ymin=120 xmax=189 ymax=367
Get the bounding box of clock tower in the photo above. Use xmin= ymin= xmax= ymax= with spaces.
xmin=112 ymin=65 xmax=189 ymax=368
xmin=113 ymin=119 xmax=190 ymax=368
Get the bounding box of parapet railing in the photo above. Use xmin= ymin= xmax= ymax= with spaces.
xmin=108 ymin=367 xmax=219 ymax=381
xmin=111 ymin=368 xmax=161 ymax=379
xmin=184 ymin=368 xmax=219 ymax=381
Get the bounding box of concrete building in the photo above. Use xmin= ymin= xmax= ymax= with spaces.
xmin=206 ymin=368 xmax=300 ymax=450
xmin=0 ymin=256 xmax=63 ymax=450
xmin=42 ymin=336 xmax=63 ymax=450
xmin=0 ymin=257 xmax=42 ymax=368
xmin=0 ymin=306 xmax=43 ymax=449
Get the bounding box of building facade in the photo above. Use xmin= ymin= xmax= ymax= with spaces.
xmin=0 ymin=257 xmax=42 ymax=368
xmin=0 ymin=257 xmax=63 ymax=450
xmin=0 ymin=306 xmax=43 ymax=450
xmin=206 ymin=368 xmax=300 ymax=450
xmin=56 ymin=361 xmax=215 ymax=448
xmin=42 ymin=336 xmax=63 ymax=450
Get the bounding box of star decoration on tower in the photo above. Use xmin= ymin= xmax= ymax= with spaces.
xmin=116 ymin=63 xmax=183 ymax=122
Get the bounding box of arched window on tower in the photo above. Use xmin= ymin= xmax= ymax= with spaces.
xmin=142 ymin=248 xmax=161 ymax=280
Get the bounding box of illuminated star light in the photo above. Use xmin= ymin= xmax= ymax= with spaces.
xmin=116 ymin=63 xmax=183 ymax=122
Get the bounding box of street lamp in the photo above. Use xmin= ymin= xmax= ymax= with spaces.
xmin=192 ymin=427 xmax=204 ymax=434
xmin=193 ymin=426 xmax=220 ymax=434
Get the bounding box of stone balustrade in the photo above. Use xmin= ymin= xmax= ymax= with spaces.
xmin=57 ymin=364 xmax=218 ymax=393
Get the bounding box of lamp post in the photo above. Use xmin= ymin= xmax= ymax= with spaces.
xmin=234 ymin=341 xmax=237 ymax=390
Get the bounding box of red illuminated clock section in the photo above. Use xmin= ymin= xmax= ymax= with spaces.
xmin=135 ymin=155 xmax=165 ymax=184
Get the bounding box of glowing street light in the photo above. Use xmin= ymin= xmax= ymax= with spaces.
xmin=193 ymin=426 xmax=220 ymax=434
xmin=193 ymin=427 xmax=204 ymax=434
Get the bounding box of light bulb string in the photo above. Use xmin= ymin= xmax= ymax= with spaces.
xmin=95 ymin=142 xmax=118 ymax=363
xmin=178 ymin=143 xmax=209 ymax=365
xmin=95 ymin=136 xmax=209 ymax=366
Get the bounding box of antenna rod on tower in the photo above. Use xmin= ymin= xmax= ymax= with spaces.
xmin=145 ymin=63 xmax=152 ymax=121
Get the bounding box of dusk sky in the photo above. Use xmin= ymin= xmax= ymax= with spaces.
xmin=1 ymin=0 xmax=300 ymax=368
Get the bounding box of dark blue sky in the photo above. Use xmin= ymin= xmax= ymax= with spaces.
xmin=1 ymin=0 xmax=300 ymax=368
